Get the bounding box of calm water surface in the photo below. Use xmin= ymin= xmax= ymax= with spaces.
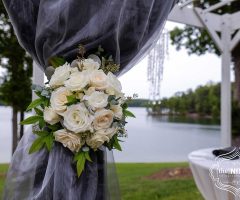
xmin=0 ymin=107 xmax=220 ymax=163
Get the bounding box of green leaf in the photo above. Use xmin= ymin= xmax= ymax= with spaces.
xmin=29 ymin=137 xmax=45 ymax=154
xmin=123 ymin=109 xmax=136 ymax=118
xmin=66 ymin=95 xmax=78 ymax=105
xmin=39 ymin=118 xmax=46 ymax=129
xmin=20 ymin=116 xmax=43 ymax=125
xmin=113 ymin=136 xmax=122 ymax=151
xmin=34 ymin=107 xmax=43 ymax=116
xmin=74 ymin=152 xmax=83 ymax=162
xmin=26 ymin=98 xmax=43 ymax=111
xmin=48 ymin=124 xmax=60 ymax=131
xmin=74 ymin=152 xmax=86 ymax=177
xmin=67 ymin=95 xmax=76 ymax=102
xmin=84 ymin=152 xmax=92 ymax=162
xmin=43 ymin=98 xmax=50 ymax=107
xmin=33 ymin=130 xmax=49 ymax=137
xmin=34 ymin=91 xmax=43 ymax=98
xmin=45 ymin=135 xmax=54 ymax=152
xmin=108 ymin=95 xmax=115 ymax=102
xmin=48 ymin=56 xmax=66 ymax=68
xmin=122 ymin=103 xmax=128 ymax=110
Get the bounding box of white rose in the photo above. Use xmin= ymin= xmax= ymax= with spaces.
xmin=54 ymin=129 xmax=84 ymax=152
xmin=76 ymin=92 xmax=84 ymax=100
xmin=84 ymin=87 xmax=96 ymax=95
xmin=106 ymin=72 xmax=122 ymax=95
xmin=80 ymin=58 xmax=100 ymax=71
xmin=49 ymin=63 xmax=71 ymax=88
xmin=110 ymin=105 xmax=123 ymax=119
xmin=64 ymin=71 xmax=89 ymax=91
xmin=43 ymin=107 xmax=61 ymax=125
xmin=84 ymin=91 xmax=108 ymax=110
xmin=70 ymin=67 xmax=79 ymax=74
xmin=93 ymin=109 xmax=114 ymax=130
xmin=90 ymin=70 xmax=108 ymax=90
xmin=63 ymin=103 xmax=93 ymax=133
xmin=86 ymin=132 xmax=109 ymax=150
xmin=50 ymin=87 xmax=72 ymax=115
xmin=98 ymin=127 xmax=118 ymax=140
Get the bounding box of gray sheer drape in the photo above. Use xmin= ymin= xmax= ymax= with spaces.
xmin=3 ymin=0 xmax=176 ymax=75
xmin=3 ymin=128 xmax=120 ymax=200
xmin=2 ymin=0 xmax=177 ymax=199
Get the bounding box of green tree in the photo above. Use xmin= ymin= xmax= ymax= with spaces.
xmin=158 ymin=82 xmax=221 ymax=118
xmin=0 ymin=2 xmax=32 ymax=153
xmin=170 ymin=0 xmax=240 ymax=104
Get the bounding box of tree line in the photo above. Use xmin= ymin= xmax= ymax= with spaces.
xmin=154 ymin=82 xmax=221 ymax=118
xmin=151 ymin=82 xmax=240 ymax=136
xmin=0 ymin=1 xmax=32 ymax=153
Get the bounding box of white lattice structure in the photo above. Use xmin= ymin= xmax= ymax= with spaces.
xmin=168 ymin=0 xmax=240 ymax=146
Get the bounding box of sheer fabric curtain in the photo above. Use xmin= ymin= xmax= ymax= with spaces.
xmin=2 ymin=0 xmax=177 ymax=199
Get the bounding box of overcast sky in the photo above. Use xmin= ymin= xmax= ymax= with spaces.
xmin=119 ymin=21 xmax=235 ymax=99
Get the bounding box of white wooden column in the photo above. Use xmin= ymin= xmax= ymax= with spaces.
xmin=221 ymin=15 xmax=232 ymax=147
xmin=32 ymin=61 xmax=44 ymax=100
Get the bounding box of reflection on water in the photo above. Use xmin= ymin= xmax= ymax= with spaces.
xmin=153 ymin=115 xmax=220 ymax=126
xmin=114 ymin=107 xmax=220 ymax=162
xmin=0 ymin=107 xmax=221 ymax=163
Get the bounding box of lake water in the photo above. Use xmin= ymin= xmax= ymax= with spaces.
xmin=0 ymin=107 xmax=220 ymax=163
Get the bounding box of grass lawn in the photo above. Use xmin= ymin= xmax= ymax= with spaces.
xmin=0 ymin=164 xmax=8 ymax=197
xmin=0 ymin=163 xmax=203 ymax=200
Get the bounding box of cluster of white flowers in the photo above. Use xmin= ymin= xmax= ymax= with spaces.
xmin=43 ymin=58 xmax=125 ymax=152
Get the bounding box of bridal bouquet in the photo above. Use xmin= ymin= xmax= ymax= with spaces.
xmin=21 ymin=46 xmax=135 ymax=177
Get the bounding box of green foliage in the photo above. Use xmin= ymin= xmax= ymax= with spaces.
xmin=29 ymin=132 xmax=54 ymax=153
xmin=108 ymin=95 xmax=119 ymax=105
xmin=20 ymin=116 xmax=43 ymax=125
xmin=34 ymin=107 xmax=43 ymax=116
xmin=28 ymin=136 xmax=46 ymax=154
xmin=127 ymin=98 xmax=149 ymax=107
xmin=66 ymin=94 xmax=78 ymax=106
xmin=154 ymin=82 xmax=240 ymax=136
xmin=26 ymin=98 xmax=44 ymax=111
xmin=74 ymin=151 xmax=92 ymax=177
xmin=106 ymin=134 xmax=123 ymax=151
xmin=155 ymin=82 xmax=221 ymax=117
xmin=0 ymin=1 xmax=32 ymax=111
xmin=113 ymin=135 xmax=122 ymax=151
xmin=170 ymin=26 xmax=220 ymax=56
xmin=123 ymin=109 xmax=136 ymax=118
xmin=48 ymin=56 xmax=66 ymax=68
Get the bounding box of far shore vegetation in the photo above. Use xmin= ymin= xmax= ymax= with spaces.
xmin=129 ymin=82 xmax=240 ymax=137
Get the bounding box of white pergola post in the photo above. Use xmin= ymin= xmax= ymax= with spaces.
xmin=168 ymin=0 xmax=240 ymax=147
xmin=221 ymin=15 xmax=232 ymax=146
xmin=32 ymin=62 xmax=44 ymax=100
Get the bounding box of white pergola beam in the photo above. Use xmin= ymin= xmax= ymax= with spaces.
xmin=168 ymin=6 xmax=204 ymax=28
xmin=168 ymin=6 xmax=222 ymax=32
xmin=203 ymin=0 xmax=236 ymax=13
xmin=179 ymin=0 xmax=193 ymax=8
xmin=194 ymin=8 xmax=223 ymax=52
